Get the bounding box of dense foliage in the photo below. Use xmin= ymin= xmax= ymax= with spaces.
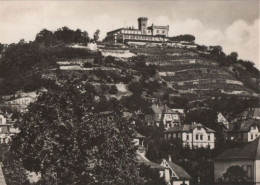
xmin=169 ymin=34 xmax=195 ymax=42
xmin=35 ymin=27 xmax=90 ymax=46
xmin=223 ymin=165 xmax=247 ymax=182
xmin=139 ymin=164 xmax=167 ymax=185
xmin=11 ymin=79 xmax=142 ymax=185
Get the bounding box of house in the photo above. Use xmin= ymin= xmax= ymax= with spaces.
xmin=228 ymin=118 xmax=260 ymax=142
xmin=0 ymin=111 xmax=19 ymax=144
xmin=232 ymin=107 xmax=260 ymax=123
xmin=164 ymin=123 xmax=215 ymax=149
xmin=217 ymin=112 xmax=229 ymax=129
xmin=133 ymin=131 xmax=145 ymax=147
xmin=136 ymin=151 xmax=171 ymax=184
xmin=134 ymin=131 xmax=171 ymax=184
xmin=214 ymin=137 xmax=260 ymax=184
xmin=160 ymin=156 xmax=192 ymax=185
xmin=4 ymin=96 xmax=36 ymax=112
xmin=144 ymin=104 xmax=183 ymax=129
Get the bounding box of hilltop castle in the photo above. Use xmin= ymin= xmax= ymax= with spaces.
xmin=104 ymin=17 xmax=170 ymax=44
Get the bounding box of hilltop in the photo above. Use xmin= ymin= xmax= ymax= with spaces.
xmin=0 ymin=27 xmax=259 ymax=114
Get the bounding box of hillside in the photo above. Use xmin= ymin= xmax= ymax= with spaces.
xmin=129 ymin=47 xmax=258 ymax=101
xmin=0 ymin=28 xmax=259 ymax=114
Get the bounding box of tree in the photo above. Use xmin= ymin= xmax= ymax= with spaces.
xmin=139 ymin=164 xmax=167 ymax=185
xmin=1 ymin=146 xmax=30 ymax=185
xmin=169 ymin=34 xmax=195 ymax=42
xmin=223 ymin=165 xmax=247 ymax=182
xmin=35 ymin=29 xmax=54 ymax=46
xmin=93 ymin=29 xmax=100 ymax=42
xmin=109 ymin=85 xmax=118 ymax=94
xmin=11 ymin=79 xmax=142 ymax=185
xmin=0 ymin=43 xmax=4 ymax=53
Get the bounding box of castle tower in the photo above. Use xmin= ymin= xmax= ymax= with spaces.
xmin=138 ymin=17 xmax=148 ymax=35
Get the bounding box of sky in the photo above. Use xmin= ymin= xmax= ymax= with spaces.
xmin=0 ymin=1 xmax=259 ymax=68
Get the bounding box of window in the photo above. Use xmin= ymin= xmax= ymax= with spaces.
xmin=162 ymin=30 xmax=165 ymax=34
xmin=157 ymin=30 xmax=159 ymax=33
xmin=251 ymin=134 xmax=254 ymax=140
xmin=208 ymin=135 xmax=210 ymax=141
xmin=196 ymin=135 xmax=199 ymax=140
xmin=187 ymin=135 xmax=189 ymax=140
xmin=0 ymin=118 xmax=2 ymax=124
xmin=200 ymin=135 xmax=203 ymax=140
xmin=247 ymin=165 xmax=252 ymax=178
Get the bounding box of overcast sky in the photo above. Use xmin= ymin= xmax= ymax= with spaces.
xmin=0 ymin=1 xmax=259 ymax=68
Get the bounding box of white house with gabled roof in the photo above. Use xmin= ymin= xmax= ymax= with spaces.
xmin=164 ymin=123 xmax=215 ymax=149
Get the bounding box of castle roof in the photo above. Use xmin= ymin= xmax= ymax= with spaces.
xmin=215 ymin=137 xmax=260 ymax=160
xmin=164 ymin=124 xmax=215 ymax=133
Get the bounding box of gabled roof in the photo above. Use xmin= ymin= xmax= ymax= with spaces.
xmin=165 ymin=160 xmax=191 ymax=180
xmin=165 ymin=124 xmax=215 ymax=133
xmin=134 ymin=131 xmax=145 ymax=138
xmin=136 ymin=151 xmax=166 ymax=170
xmin=228 ymin=118 xmax=260 ymax=133
xmin=215 ymin=137 xmax=260 ymax=160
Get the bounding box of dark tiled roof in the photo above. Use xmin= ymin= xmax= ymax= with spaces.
xmin=238 ymin=108 xmax=260 ymax=119
xmin=136 ymin=152 xmax=166 ymax=170
xmin=228 ymin=118 xmax=260 ymax=133
xmin=215 ymin=137 xmax=260 ymax=160
xmin=134 ymin=131 xmax=145 ymax=138
xmin=165 ymin=124 xmax=215 ymax=133
xmin=167 ymin=161 xmax=192 ymax=180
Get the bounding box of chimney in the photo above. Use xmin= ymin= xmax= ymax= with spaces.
xmin=168 ymin=155 xmax=172 ymax=162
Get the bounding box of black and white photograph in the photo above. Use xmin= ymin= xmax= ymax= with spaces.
xmin=0 ymin=1 xmax=259 ymax=185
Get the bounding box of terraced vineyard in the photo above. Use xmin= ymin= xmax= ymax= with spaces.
xmin=138 ymin=47 xmax=258 ymax=100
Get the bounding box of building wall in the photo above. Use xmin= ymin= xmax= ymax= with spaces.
xmin=152 ymin=28 xmax=169 ymax=37
xmin=173 ymin=180 xmax=190 ymax=185
xmin=247 ymin=127 xmax=260 ymax=142
xmin=217 ymin=113 xmax=229 ymax=128
xmin=0 ymin=115 xmax=7 ymax=125
xmin=214 ymin=160 xmax=255 ymax=182
xmin=192 ymin=128 xmax=215 ymax=149
xmin=255 ymin=160 xmax=260 ymax=183
xmin=163 ymin=113 xmax=181 ymax=129
xmin=165 ymin=128 xmax=215 ymax=149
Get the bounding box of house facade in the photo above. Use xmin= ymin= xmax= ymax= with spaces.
xmin=228 ymin=118 xmax=260 ymax=142
xmin=144 ymin=105 xmax=183 ymax=129
xmin=4 ymin=96 xmax=36 ymax=112
xmin=0 ymin=112 xmax=19 ymax=144
xmin=214 ymin=137 xmax=260 ymax=184
xmin=164 ymin=123 xmax=215 ymax=149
